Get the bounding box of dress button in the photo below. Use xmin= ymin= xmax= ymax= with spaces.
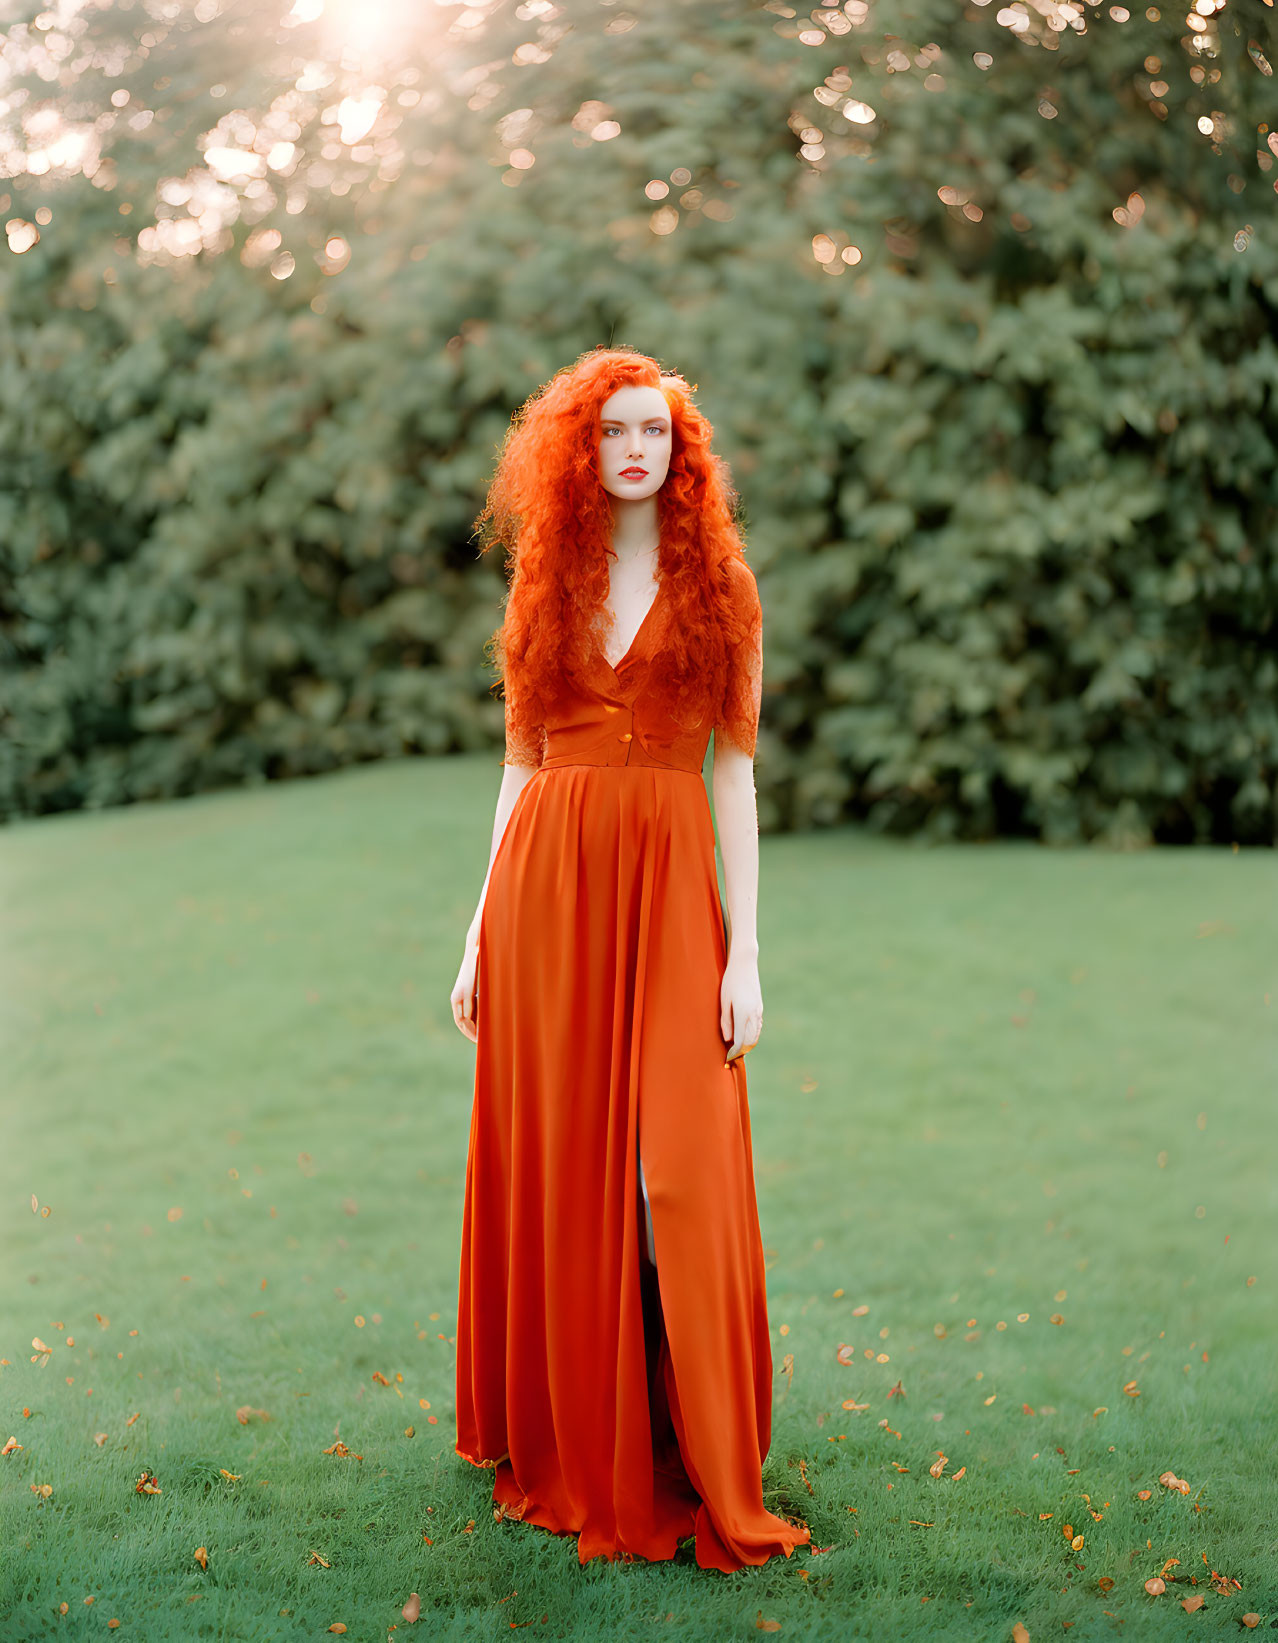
xmin=619 ymin=732 xmax=632 ymax=742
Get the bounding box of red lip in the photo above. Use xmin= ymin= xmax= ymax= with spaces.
xmin=620 ymin=468 xmax=648 ymax=478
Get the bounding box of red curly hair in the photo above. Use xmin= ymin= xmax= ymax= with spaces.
xmin=475 ymin=344 xmax=759 ymax=758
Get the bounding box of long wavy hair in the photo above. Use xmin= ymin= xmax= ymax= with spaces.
xmin=475 ymin=344 xmax=753 ymax=737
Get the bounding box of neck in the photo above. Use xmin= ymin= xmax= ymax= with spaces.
xmin=608 ymin=494 xmax=661 ymax=567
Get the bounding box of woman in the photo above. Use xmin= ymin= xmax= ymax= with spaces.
xmin=449 ymin=345 xmax=809 ymax=1572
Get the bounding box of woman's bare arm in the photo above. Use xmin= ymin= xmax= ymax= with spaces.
xmin=711 ymin=737 xmax=762 ymax=1063
xmin=452 ymin=762 xmax=539 ymax=1041
xmin=469 ymin=763 xmax=540 ymax=939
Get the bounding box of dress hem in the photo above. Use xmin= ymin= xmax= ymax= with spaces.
xmin=455 ymin=1443 xmax=810 ymax=1573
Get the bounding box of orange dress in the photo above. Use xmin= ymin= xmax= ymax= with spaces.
xmin=454 ymin=559 xmax=810 ymax=1571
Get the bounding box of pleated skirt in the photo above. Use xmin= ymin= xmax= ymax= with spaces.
xmin=454 ymin=763 xmax=809 ymax=1571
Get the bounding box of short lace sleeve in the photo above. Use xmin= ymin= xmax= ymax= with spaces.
xmin=714 ymin=559 xmax=763 ymax=758
xmin=502 ymin=665 xmax=545 ymax=769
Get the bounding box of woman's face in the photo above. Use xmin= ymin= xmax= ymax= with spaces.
xmin=597 ymin=385 xmax=673 ymax=502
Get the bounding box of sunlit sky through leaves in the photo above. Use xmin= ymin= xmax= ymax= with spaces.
xmin=0 ymin=0 xmax=496 ymax=262
xmin=0 ymin=0 xmax=1271 ymax=271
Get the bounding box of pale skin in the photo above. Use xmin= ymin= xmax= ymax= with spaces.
xmin=450 ymin=382 xmax=763 ymax=1068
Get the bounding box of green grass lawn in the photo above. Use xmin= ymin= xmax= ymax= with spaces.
xmin=1 ymin=754 xmax=1274 ymax=1643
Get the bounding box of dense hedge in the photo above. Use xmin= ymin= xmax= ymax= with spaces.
xmin=1 ymin=0 xmax=1274 ymax=842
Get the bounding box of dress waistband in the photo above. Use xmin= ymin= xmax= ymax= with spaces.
xmin=539 ymin=754 xmax=704 ymax=775
xmin=539 ymin=711 xmax=710 ymax=775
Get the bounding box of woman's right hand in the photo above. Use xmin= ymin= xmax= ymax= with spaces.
xmin=451 ymin=936 xmax=480 ymax=1044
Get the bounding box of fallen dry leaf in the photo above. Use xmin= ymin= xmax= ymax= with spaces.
xmin=1159 ymin=1470 xmax=1191 ymax=1494
xmin=135 ymin=1471 xmax=162 ymax=1495
xmin=1012 ymin=1623 xmax=1030 ymax=1643
xmin=1181 ymin=1595 xmax=1206 ymax=1613
xmin=835 ymin=1343 xmax=855 ymax=1366
xmin=928 ymin=1453 xmax=948 ymax=1479
xmin=307 ymin=1552 xmax=331 ymax=1567
xmin=755 ymin=1615 xmax=781 ymax=1632
xmin=1 ymin=1437 xmax=22 ymax=1456
xmin=193 ymin=1545 xmax=209 ymax=1569
xmin=1241 ymin=1615 xmax=1260 ymax=1629
xmin=402 ymin=1592 xmax=421 ymax=1623
xmin=1144 ymin=1578 xmax=1166 ymax=1596
xmin=1097 ymin=1578 xmax=1114 ymax=1593
xmin=328 ymin=1627 xmax=346 ymax=1636
xmin=321 ymin=1441 xmax=362 ymax=1460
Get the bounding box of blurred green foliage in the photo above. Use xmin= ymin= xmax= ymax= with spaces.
xmin=1 ymin=0 xmax=1274 ymax=841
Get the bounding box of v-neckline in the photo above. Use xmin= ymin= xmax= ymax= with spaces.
xmin=599 ymin=574 xmax=665 ymax=677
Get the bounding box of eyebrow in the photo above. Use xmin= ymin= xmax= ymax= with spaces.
xmin=600 ymin=415 xmax=670 ymax=425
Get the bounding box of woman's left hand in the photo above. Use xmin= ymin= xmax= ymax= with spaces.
xmin=720 ymin=950 xmax=762 ymax=1066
